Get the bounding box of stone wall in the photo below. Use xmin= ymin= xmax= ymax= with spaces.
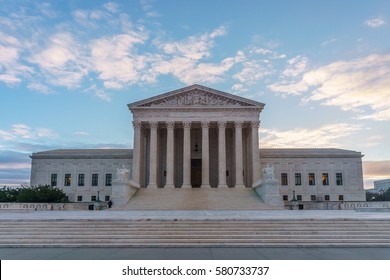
xmin=0 ymin=202 xmax=108 ymax=211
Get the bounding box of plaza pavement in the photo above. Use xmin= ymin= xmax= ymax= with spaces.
xmin=1 ymin=209 xmax=390 ymax=260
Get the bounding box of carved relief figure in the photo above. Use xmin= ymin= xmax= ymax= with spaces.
xmin=262 ymin=164 xmax=275 ymax=180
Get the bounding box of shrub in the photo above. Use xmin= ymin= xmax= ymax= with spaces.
xmin=0 ymin=185 xmax=68 ymax=203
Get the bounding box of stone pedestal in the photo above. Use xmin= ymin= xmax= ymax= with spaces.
xmin=252 ymin=179 xmax=283 ymax=207
xmin=111 ymin=179 xmax=139 ymax=207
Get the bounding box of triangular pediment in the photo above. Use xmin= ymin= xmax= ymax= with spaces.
xmin=128 ymin=84 xmax=264 ymax=109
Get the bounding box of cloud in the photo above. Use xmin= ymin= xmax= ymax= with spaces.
xmin=150 ymin=26 xmax=242 ymax=84
xmin=29 ymin=32 xmax=88 ymax=88
xmin=233 ymin=60 xmax=274 ymax=85
xmin=269 ymin=54 xmax=390 ymax=120
xmin=363 ymin=160 xmax=390 ymax=189
xmin=0 ymin=124 xmax=58 ymax=141
xmin=260 ymin=123 xmax=362 ymax=148
xmin=364 ymin=17 xmax=385 ymax=28
xmin=103 ymin=2 xmax=119 ymax=13
xmin=0 ymin=32 xmax=33 ymax=85
xmin=282 ymin=55 xmax=308 ymax=77
xmin=27 ymin=83 xmax=53 ymax=94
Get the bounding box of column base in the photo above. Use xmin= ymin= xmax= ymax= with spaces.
xmin=164 ymin=184 xmax=175 ymax=188
xmin=217 ymin=184 xmax=228 ymax=188
xmin=201 ymin=184 xmax=211 ymax=188
xmin=234 ymin=184 xmax=246 ymax=188
xmin=147 ymin=183 xmax=158 ymax=189
xmin=181 ymin=184 xmax=192 ymax=189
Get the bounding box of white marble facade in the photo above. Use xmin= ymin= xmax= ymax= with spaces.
xmin=29 ymin=85 xmax=366 ymax=203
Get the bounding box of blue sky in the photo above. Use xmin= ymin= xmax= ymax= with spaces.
xmin=0 ymin=0 xmax=389 ymax=188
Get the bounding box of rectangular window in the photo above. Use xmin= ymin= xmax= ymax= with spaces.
xmin=283 ymin=195 xmax=288 ymax=201
xmin=324 ymin=195 xmax=330 ymax=201
xmin=338 ymin=195 xmax=344 ymax=201
xmin=77 ymin=196 xmax=83 ymax=202
xmin=50 ymin=174 xmax=57 ymax=187
xmin=105 ymin=174 xmax=112 ymax=186
xmin=91 ymin=196 xmax=96 ymax=201
xmin=297 ymin=195 xmax=302 ymax=201
xmin=322 ymin=173 xmax=329 ymax=186
xmin=336 ymin=173 xmax=343 ymax=186
xmin=281 ymin=173 xmax=288 ymax=186
xmin=308 ymin=173 xmax=315 ymax=186
xmin=311 ymin=195 xmax=316 ymax=201
xmin=295 ymin=173 xmax=301 ymax=186
xmin=105 ymin=196 xmax=110 ymax=202
xmin=92 ymin=174 xmax=98 ymax=186
xmin=78 ymin=174 xmax=85 ymax=186
xmin=64 ymin=174 xmax=71 ymax=186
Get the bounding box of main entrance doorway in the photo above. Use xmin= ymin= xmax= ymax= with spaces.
xmin=191 ymin=159 xmax=202 ymax=188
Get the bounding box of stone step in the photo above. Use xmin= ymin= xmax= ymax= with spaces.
xmin=118 ymin=188 xmax=281 ymax=210
xmin=2 ymin=218 xmax=390 ymax=247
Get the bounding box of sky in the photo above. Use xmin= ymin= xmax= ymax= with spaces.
xmin=0 ymin=0 xmax=389 ymax=189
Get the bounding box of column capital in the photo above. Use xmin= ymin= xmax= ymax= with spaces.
xmin=201 ymin=121 xmax=210 ymax=129
xmin=234 ymin=121 xmax=244 ymax=129
xmin=166 ymin=121 xmax=175 ymax=129
xmin=183 ymin=121 xmax=192 ymax=130
xmin=217 ymin=121 xmax=227 ymax=129
xmin=250 ymin=121 xmax=260 ymax=129
xmin=149 ymin=121 xmax=158 ymax=129
xmin=132 ymin=121 xmax=142 ymax=129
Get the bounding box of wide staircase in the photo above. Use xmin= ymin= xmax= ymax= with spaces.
xmin=116 ymin=188 xmax=280 ymax=210
xmin=1 ymin=219 xmax=390 ymax=247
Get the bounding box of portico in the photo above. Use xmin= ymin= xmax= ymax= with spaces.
xmin=128 ymin=84 xmax=264 ymax=189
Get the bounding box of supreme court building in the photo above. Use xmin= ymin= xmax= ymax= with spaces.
xmin=30 ymin=85 xmax=366 ymax=208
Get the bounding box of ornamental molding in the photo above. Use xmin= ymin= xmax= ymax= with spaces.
xmin=132 ymin=108 xmax=260 ymax=119
xmin=128 ymin=84 xmax=265 ymax=110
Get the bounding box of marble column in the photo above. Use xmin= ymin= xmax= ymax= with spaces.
xmin=218 ymin=121 xmax=228 ymax=188
xmin=147 ymin=121 xmax=158 ymax=188
xmin=131 ymin=121 xmax=142 ymax=187
xmin=182 ymin=121 xmax=192 ymax=188
xmin=251 ymin=121 xmax=261 ymax=185
xmin=165 ymin=121 xmax=175 ymax=188
xmin=201 ymin=121 xmax=210 ymax=188
xmin=234 ymin=121 xmax=245 ymax=188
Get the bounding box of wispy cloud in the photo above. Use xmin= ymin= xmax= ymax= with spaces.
xmin=0 ymin=124 xmax=58 ymax=141
xmin=364 ymin=17 xmax=385 ymax=28
xmin=269 ymin=54 xmax=390 ymax=121
xmin=260 ymin=123 xmax=362 ymax=148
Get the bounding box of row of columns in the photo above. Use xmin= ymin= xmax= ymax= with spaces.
xmin=132 ymin=120 xmax=260 ymax=188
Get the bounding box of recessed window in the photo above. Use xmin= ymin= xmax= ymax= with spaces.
xmin=311 ymin=195 xmax=316 ymax=201
xmin=50 ymin=174 xmax=57 ymax=187
xmin=283 ymin=195 xmax=288 ymax=201
xmin=78 ymin=174 xmax=85 ymax=186
xmin=338 ymin=195 xmax=344 ymax=201
xmin=77 ymin=196 xmax=83 ymax=202
xmin=324 ymin=195 xmax=330 ymax=201
xmin=92 ymin=174 xmax=98 ymax=186
xmin=295 ymin=173 xmax=301 ymax=186
xmin=322 ymin=173 xmax=329 ymax=186
xmin=336 ymin=173 xmax=343 ymax=186
xmin=105 ymin=196 xmax=110 ymax=202
xmin=308 ymin=173 xmax=315 ymax=186
xmin=91 ymin=196 xmax=96 ymax=201
xmin=64 ymin=174 xmax=71 ymax=186
xmin=281 ymin=173 xmax=288 ymax=186
xmin=105 ymin=174 xmax=112 ymax=186
xmin=297 ymin=195 xmax=302 ymax=201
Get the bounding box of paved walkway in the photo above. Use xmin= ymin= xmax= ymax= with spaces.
xmin=1 ymin=247 xmax=390 ymax=260
xmin=1 ymin=209 xmax=390 ymax=220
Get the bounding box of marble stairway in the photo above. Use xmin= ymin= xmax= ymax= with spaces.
xmin=116 ymin=188 xmax=281 ymax=210
xmin=1 ymin=219 xmax=390 ymax=247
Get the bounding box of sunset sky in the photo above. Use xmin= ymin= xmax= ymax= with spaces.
xmin=1 ymin=0 xmax=389 ymax=188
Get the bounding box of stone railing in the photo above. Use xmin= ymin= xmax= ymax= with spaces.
xmin=0 ymin=202 xmax=108 ymax=211
xmin=341 ymin=201 xmax=390 ymax=210
xmin=284 ymin=200 xmax=390 ymax=210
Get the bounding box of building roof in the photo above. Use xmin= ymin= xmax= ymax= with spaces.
xmin=30 ymin=149 xmax=132 ymax=159
xmin=260 ymin=148 xmax=363 ymax=158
